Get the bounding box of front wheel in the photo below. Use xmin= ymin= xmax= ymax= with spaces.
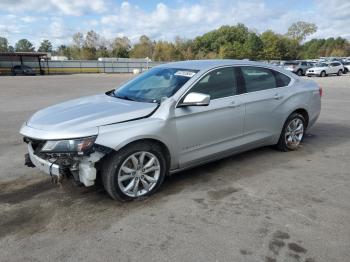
xmin=296 ymin=69 xmax=303 ymax=76
xmin=101 ymin=142 xmax=167 ymax=201
xmin=320 ymin=71 xmax=326 ymax=77
xmin=337 ymin=70 xmax=342 ymax=76
xmin=276 ymin=113 xmax=306 ymax=152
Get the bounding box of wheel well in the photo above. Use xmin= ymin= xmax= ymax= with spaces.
xmin=293 ymin=109 xmax=309 ymax=128
xmin=117 ymin=139 xmax=171 ymax=170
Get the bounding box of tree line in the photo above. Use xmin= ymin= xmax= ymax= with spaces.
xmin=0 ymin=21 xmax=349 ymax=61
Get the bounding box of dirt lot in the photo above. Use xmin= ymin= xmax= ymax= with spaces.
xmin=0 ymin=73 xmax=349 ymax=262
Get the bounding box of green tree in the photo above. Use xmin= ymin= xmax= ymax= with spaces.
xmin=287 ymin=21 xmax=317 ymax=43
xmin=172 ymin=37 xmax=195 ymax=60
xmin=0 ymin=36 xmax=9 ymax=52
xmin=96 ymin=46 xmax=110 ymax=58
xmin=38 ymin=40 xmax=53 ymax=52
xmin=15 ymin=39 xmax=35 ymax=52
xmin=242 ymin=32 xmax=263 ymax=60
xmin=71 ymin=32 xmax=84 ymax=59
xmin=260 ymin=30 xmax=284 ymax=60
xmin=81 ymin=30 xmax=100 ymax=59
xmin=130 ymin=35 xmax=154 ymax=58
xmin=56 ymin=45 xmax=72 ymax=59
xmin=84 ymin=30 xmax=99 ymax=49
xmin=299 ymin=37 xmax=350 ymax=58
xmin=111 ymin=36 xmax=131 ymax=58
xmin=153 ymin=41 xmax=178 ymax=61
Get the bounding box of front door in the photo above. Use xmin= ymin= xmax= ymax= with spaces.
xmin=174 ymin=67 xmax=245 ymax=168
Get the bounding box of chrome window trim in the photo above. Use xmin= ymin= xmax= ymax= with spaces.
xmin=175 ymin=64 xmax=294 ymax=107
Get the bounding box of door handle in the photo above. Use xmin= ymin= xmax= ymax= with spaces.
xmin=228 ymin=101 xmax=241 ymax=108
xmin=274 ymin=94 xmax=283 ymax=100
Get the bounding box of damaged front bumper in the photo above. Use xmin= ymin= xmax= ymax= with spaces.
xmin=25 ymin=142 xmax=106 ymax=186
xmin=27 ymin=142 xmax=60 ymax=177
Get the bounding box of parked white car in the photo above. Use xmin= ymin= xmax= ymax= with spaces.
xmin=306 ymin=61 xmax=344 ymax=77
xmin=343 ymin=61 xmax=350 ymax=73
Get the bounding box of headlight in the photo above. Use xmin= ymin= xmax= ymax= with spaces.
xmin=41 ymin=136 xmax=96 ymax=155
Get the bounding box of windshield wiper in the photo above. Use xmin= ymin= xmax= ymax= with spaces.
xmin=114 ymin=94 xmax=138 ymax=102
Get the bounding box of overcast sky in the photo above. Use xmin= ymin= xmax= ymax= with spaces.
xmin=0 ymin=0 xmax=349 ymax=48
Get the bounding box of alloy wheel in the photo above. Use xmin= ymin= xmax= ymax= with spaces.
xmin=118 ymin=151 xmax=161 ymax=197
xmin=285 ymin=118 xmax=304 ymax=149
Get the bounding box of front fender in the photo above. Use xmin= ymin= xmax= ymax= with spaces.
xmin=96 ymin=118 xmax=179 ymax=169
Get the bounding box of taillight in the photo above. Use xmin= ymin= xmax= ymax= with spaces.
xmin=319 ymin=86 xmax=323 ymax=97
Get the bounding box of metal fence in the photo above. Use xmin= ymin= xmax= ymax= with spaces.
xmin=0 ymin=58 xmax=165 ymax=75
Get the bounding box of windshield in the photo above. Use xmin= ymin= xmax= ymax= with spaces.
xmin=113 ymin=67 xmax=198 ymax=103
xmin=284 ymin=62 xmax=298 ymax=66
xmin=315 ymin=63 xmax=328 ymax=67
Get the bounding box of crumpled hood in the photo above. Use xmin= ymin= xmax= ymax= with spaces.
xmin=26 ymin=94 xmax=158 ymax=132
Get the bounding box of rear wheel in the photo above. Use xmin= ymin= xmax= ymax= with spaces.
xmin=276 ymin=113 xmax=306 ymax=152
xmin=337 ymin=70 xmax=342 ymax=76
xmin=320 ymin=71 xmax=326 ymax=77
xmin=101 ymin=142 xmax=167 ymax=201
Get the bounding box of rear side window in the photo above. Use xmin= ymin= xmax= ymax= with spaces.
xmin=241 ymin=66 xmax=276 ymax=92
xmin=271 ymin=70 xmax=291 ymax=87
xmin=190 ymin=67 xmax=237 ymax=99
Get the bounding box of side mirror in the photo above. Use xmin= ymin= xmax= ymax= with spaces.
xmin=178 ymin=92 xmax=210 ymax=107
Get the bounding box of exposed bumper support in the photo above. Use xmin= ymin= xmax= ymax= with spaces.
xmin=26 ymin=143 xmax=105 ymax=187
xmin=27 ymin=143 xmax=61 ymax=179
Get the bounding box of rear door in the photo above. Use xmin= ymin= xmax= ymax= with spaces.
xmin=238 ymin=66 xmax=292 ymax=144
xmin=174 ymin=67 xmax=245 ymax=168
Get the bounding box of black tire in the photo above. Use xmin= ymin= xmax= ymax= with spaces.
xmin=296 ymin=69 xmax=303 ymax=76
xmin=344 ymin=68 xmax=348 ymax=74
xmin=320 ymin=71 xmax=326 ymax=77
xmin=337 ymin=70 xmax=342 ymax=76
xmin=101 ymin=141 xmax=167 ymax=201
xmin=276 ymin=113 xmax=306 ymax=152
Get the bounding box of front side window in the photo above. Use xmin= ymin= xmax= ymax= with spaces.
xmin=114 ymin=67 xmax=198 ymax=103
xmin=241 ymin=66 xmax=276 ymax=92
xmin=189 ymin=67 xmax=237 ymax=100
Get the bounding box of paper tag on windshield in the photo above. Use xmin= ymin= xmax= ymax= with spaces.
xmin=174 ymin=71 xmax=196 ymax=77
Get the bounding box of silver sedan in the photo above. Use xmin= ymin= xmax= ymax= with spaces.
xmin=20 ymin=60 xmax=322 ymax=201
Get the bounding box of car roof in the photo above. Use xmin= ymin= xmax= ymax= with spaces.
xmin=156 ymin=59 xmax=279 ymax=71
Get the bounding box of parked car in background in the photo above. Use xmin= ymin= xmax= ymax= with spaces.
xmin=283 ymin=61 xmax=313 ymax=76
xmin=20 ymin=60 xmax=322 ymax=201
xmin=306 ymin=61 xmax=344 ymax=77
xmin=342 ymin=61 xmax=350 ymax=73
xmin=11 ymin=65 xmax=36 ymax=76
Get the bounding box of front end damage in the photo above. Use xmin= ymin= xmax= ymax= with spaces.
xmin=23 ymin=137 xmax=110 ymax=186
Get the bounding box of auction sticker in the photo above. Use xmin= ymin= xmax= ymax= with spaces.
xmin=174 ymin=71 xmax=196 ymax=77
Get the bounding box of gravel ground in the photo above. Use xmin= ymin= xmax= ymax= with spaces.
xmin=0 ymin=73 xmax=349 ymax=262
